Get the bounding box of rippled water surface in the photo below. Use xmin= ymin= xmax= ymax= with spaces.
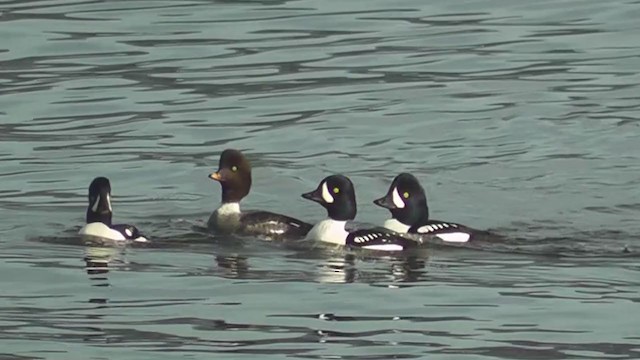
xmin=1 ymin=0 xmax=639 ymax=358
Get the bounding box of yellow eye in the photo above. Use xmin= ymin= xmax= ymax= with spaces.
xmin=403 ymin=192 xmax=409 ymax=198
xmin=231 ymin=166 xmax=238 ymax=172
xmin=333 ymin=187 xmax=340 ymax=194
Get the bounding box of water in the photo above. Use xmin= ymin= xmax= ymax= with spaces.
xmin=1 ymin=0 xmax=639 ymax=358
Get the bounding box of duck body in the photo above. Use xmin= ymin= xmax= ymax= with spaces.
xmin=78 ymin=177 xmax=148 ymax=243
xmin=207 ymin=149 xmax=312 ymax=240
xmin=374 ymin=173 xmax=474 ymax=243
xmin=208 ymin=202 xmax=312 ymax=239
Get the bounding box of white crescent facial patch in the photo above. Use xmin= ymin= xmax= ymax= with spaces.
xmin=392 ymin=187 xmax=405 ymax=209
xmin=321 ymin=182 xmax=334 ymax=204
xmin=91 ymin=195 xmax=100 ymax=212
xmin=106 ymin=193 xmax=113 ymax=212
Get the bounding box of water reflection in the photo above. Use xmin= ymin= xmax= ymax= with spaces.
xmin=209 ymin=247 xmax=430 ymax=285
xmin=83 ymin=245 xmax=119 ymax=288
xmin=215 ymin=254 xmax=250 ymax=278
xmin=315 ymin=253 xmax=357 ymax=284
xmin=310 ymin=251 xmax=429 ymax=284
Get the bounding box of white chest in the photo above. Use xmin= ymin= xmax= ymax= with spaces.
xmin=216 ymin=202 xmax=241 ymax=216
xmin=209 ymin=202 xmax=242 ymax=232
xmin=305 ymin=219 xmax=348 ymax=245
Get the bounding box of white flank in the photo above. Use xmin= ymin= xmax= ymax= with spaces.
xmin=391 ymin=187 xmax=405 ymax=208
xmin=363 ymin=244 xmax=404 ymax=251
xmin=435 ymin=232 xmax=470 ymax=243
xmin=106 ymin=193 xmax=113 ymax=212
xmin=305 ymin=219 xmax=348 ymax=245
xmin=383 ymin=218 xmax=410 ymax=233
xmin=321 ymin=182 xmax=334 ymax=204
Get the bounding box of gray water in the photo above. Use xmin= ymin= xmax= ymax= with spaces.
xmin=1 ymin=0 xmax=639 ymax=358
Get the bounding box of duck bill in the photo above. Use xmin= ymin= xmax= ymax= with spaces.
xmin=208 ymin=169 xmax=228 ymax=182
xmin=373 ymin=193 xmax=396 ymax=209
xmin=301 ymin=188 xmax=323 ymax=203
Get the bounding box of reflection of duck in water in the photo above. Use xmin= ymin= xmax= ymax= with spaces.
xmin=388 ymin=256 xmax=427 ymax=283
xmin=315 ymin=253 xmax=357 ymax=284
xmin=374 ymin=173 xmax=476 ymax=243
xmin=215 ymin=254 xmax=250 ymax=279
xmin=207 ymin=149 xmax=312 ymax=240
xmin=314 ymin=253 xmax=427 ymax=284
xmin=83 ymin=246 xmax=118 ymax=289
xmin=78 ymin=177 xmax=148 ymax=243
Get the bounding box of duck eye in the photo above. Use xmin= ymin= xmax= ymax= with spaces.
xmin=231 ymin=166 xmax=238 ymax=172
xmin=403 ymin=192 xmax=409 ymax=198
xmin=333 ymin=187 xmax=340 ymax=194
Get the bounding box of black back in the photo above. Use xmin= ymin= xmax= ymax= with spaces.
xmin=240 ymin=210 xmax=313 ymax=239
xmin=111 ymin=224 xmax=143 ymax=240
xmin=346 ymin=229 xmax=418 ymax=250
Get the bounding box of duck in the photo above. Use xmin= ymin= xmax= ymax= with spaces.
xmin=78 ymin=177 xmax=148 ymax=243
xmin=374 ymin=173 xmax=474 ymax=243
xmin=302 ymin=174 xmax=417 ymax=251
xmin=207 ymin=149 xmax=312 ymax=239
